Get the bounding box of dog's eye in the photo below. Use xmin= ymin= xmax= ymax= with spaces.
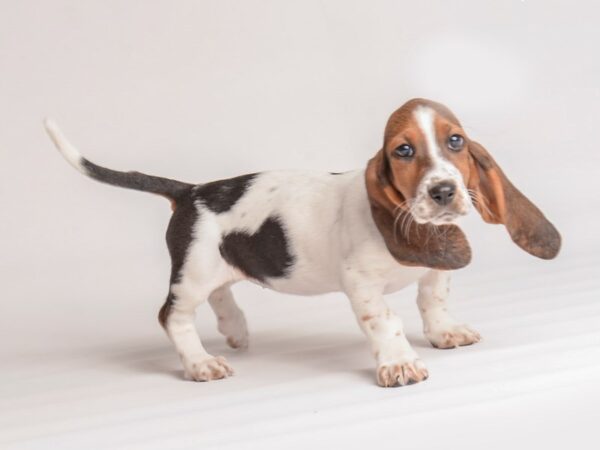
xmin=394 ymin=144 xmax=414 ymax=158
xmin=448 ymin=134 xmax=464 ymax=151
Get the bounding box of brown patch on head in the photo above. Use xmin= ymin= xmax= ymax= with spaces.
xmin=366 ymin=155 xmax=471 ymax=269
xmin=381 ymin=107 xmax=432 ymax=202
xmin=361 ymin=314 xmax=374 ymax=322
xmin=366 ymin=98 xmax=472 ymax=270
xmin=380 ymin=98 xmax=472 ymax=204
xmin=366 ymin=98 xmax=561 ymax=268
xmin=384 ymin=99 xmax=460 ymax=143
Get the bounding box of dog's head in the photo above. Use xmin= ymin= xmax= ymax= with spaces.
xmin=366 ymin=98 xmax=561 ymax=264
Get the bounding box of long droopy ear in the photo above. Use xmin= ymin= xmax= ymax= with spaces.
xmin=366 ymin=150 xmax=472 ymax=270
xmin=467 ymin=141 xmax=561 ymax=259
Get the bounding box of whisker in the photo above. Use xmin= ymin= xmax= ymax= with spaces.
xmin=392 ymin=200 xmax=410 ymax=244
xmin=468 ymin=189 xmax=493 ymax=218
xmin=392 ymin=200 xmax=408 ymax=217
xmin=479 ymin=197 xmax=493 ymax=218
xmin=399 ymin=211 xmax=409 ymax=244
xmin=409 ymin=207 xmax=418 ymax=243
xmin=393 ymin=210 xmax=406 ymax=243
xmin=424 ymin=223 xmax=433 ymax=245
xmin=400 ymin=203 xmax=415 ymax=244
xmin=404 ymin=214 xmax=414 ymax=244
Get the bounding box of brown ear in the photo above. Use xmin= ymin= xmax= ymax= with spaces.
xmin=366 ymin=150 xmax=472 ymax=270
xmin=467 ymin=141 xmax=561 ymax=259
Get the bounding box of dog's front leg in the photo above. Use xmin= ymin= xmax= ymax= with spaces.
xmin=417 ymin=270 xmax=481 ymax=349
xmin=346 ymin=284 xmax=429 ymax=387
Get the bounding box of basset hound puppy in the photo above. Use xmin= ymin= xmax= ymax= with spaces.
xmin=45 ymin=98 xmax=561 ymax=387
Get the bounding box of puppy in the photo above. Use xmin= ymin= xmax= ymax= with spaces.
xmin=45 ymin=98 xmax=560 ymax=387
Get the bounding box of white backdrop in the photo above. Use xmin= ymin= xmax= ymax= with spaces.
xmin=1 ymin=1 xmax=599 ymax=449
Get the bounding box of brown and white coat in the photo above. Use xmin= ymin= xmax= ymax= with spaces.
xmin=45 ymin=98 xmax=560 ymax=387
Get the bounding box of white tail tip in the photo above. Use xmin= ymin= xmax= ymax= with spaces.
xmin=44 ymin=118 xmax=85 ymax=173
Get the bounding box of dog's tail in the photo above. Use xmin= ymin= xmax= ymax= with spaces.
xmin=44 ymin=119 xmax=193 ymax=200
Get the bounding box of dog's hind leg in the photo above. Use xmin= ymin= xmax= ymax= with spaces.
xmin=159 ymin=202 xmax=234 ymax=381
xmin=160 ymin=269 xmax=235 ymax=382
xmin=208 ymin=286 xmax=249 ymax=350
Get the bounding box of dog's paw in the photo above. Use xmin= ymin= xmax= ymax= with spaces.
xmin=426 ymin=324 xmax=481 ymax=349
xmin=217 ymin=314 xmax=249 ymax=350
xmin=183 ymin=355 xmax=234 ymax=382
xmin=376 ymin=358 xmax=429 ymax=387
xmin=226 ymin=333 xmax=248 ymax=349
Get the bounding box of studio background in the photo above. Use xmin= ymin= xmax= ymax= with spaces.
xmin=1 ymin=1 xmax=599 ymax=449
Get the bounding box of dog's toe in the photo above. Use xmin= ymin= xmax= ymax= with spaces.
xmin=427 ymin=324 xmax=481 ymax=349
xmin=183 ymin=355 xmax=234 ymax=382
xmin=376 ymin=358 xmax=429 ymax=387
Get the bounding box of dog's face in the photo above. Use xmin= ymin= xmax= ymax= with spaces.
xmin=366 ymin=98 xmax=561 ymax=263
xmin=382 ymin=99 xmax=473 ymax=225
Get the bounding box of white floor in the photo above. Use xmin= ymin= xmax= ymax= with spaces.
xmin=2 ymin=1 xmax=599 ymax=448
xmin=2 ymin=248 xmax=599 ymax=449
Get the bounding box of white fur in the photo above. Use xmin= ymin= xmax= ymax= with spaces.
xmin=412 ymin=106 xmax=471 ymax=224
xmin=414 ymin=105 xmax=442 ymax=161
xmin=209 ymin=286 xmax=249 ymax=349
xmin=417 ymin=270 xmax=481 ymax=349
xmin=44 ymin=119 xmax=86 ymax=173
xmin=45 ymin=116 xmax=480 ymax=387
xmin=169 ymin=169 xmax=478 ymax=386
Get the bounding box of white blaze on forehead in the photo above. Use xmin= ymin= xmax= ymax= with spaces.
xmin=413 ymin=106 xmax=443 ymax=165
xmin=410 ymin=106 xmax=471 ymax=222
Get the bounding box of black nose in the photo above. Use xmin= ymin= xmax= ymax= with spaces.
xmin=428 ymin=182 xmax=456 ymax=206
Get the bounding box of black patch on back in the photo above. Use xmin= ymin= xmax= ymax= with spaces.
xmin=158 ymin=193 xmax=198 ymax=327
xmin=193 ymin=173 xmax=257 ymax=213
xmin=219 ymin=216 xmax=295 ymax=282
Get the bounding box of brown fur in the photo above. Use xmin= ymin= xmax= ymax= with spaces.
xmin=365 ymin=98 xmax=561 ymax=270
xmin=467 ymin=141 xmax=561 ymax=259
